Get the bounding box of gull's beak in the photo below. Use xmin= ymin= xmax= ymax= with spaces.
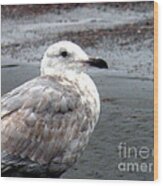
xmin=85 ymin=58 xmax=108 ymax=69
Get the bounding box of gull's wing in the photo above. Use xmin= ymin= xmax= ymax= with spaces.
xmin=1 ymin=75 xmax=93 ymax=168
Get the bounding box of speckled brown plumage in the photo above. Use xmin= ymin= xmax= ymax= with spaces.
xmin=1 ymin=41 xmax=108 ymax=177
xmin=1 ymin=74 xmax=100 ymax=177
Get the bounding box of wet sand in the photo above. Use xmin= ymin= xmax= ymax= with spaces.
xmin=1 ymin=2 xmax=154 ymax=180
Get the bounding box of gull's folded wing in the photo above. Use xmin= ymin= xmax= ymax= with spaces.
xmin=1 ymin=75 xmax=92 ymax=169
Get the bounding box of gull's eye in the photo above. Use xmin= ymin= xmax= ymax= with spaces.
xmin=60 ymin=51 xmax=68 ymax=58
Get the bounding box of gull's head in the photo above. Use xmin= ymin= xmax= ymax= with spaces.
xmin=41 ymin=41 xmax=108 ymax=75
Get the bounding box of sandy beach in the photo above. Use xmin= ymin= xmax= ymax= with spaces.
xmin=1 ymin=2 xmax=154 ymax=180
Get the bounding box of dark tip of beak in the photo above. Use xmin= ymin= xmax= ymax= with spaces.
xmin=86 ymin=58 xmax=108 ymax=69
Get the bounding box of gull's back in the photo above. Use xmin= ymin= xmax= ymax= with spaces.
xmin=1 ymin=73 xmax=100 ymax=177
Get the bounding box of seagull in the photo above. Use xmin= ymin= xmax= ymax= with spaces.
xmin=1 ymin=41 xmax=108 ymax=178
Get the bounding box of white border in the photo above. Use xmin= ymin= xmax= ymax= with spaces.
xmin=0 ymin=0 xmax=157 ymax=5
xmin=1 ymin=0 xmax=163 ymax=186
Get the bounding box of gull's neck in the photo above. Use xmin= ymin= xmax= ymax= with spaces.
xmin=40 ymin=67 xmax=97 ymax=95
xmin=41 ymin=66 xmax=101 ymax=124
xmin=41 ymin=67 xmax=85 ymax=80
